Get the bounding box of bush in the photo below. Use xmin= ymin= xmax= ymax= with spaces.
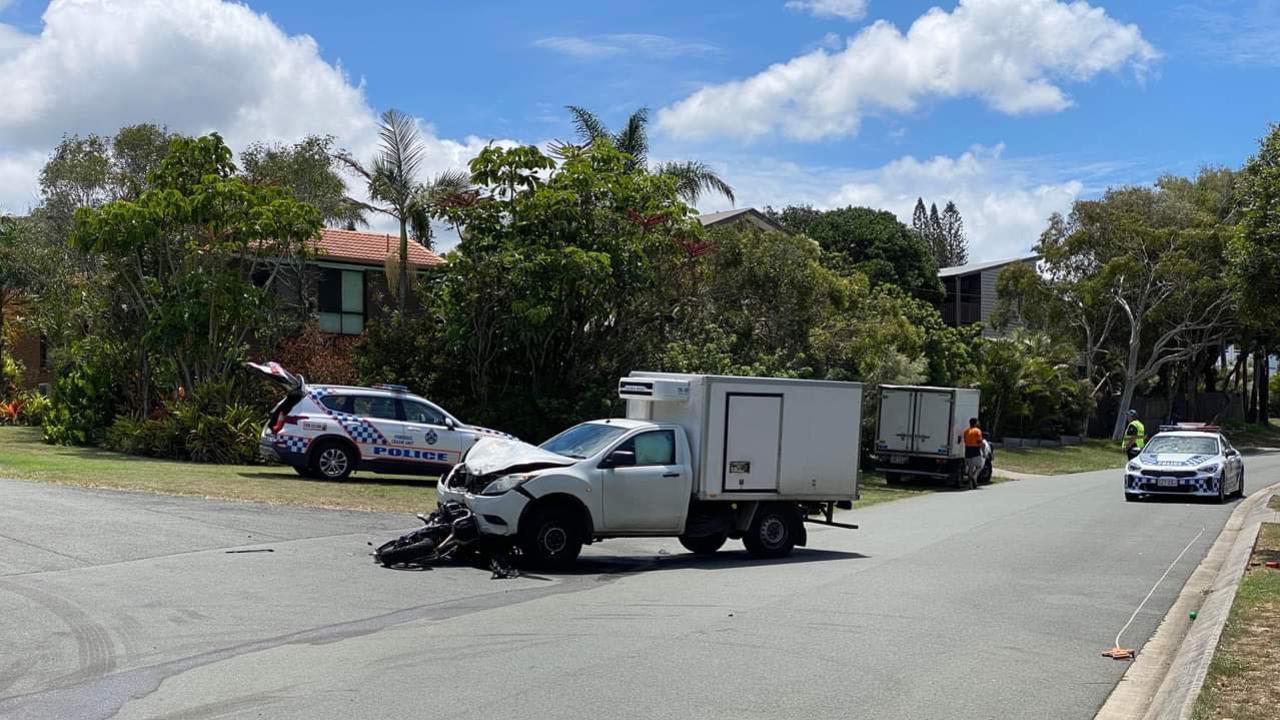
xmin=43 ymin=361 xmax=121 ymax=445
xmin=1 ymin=353 xmax=23 ymax=400
xmin=275 ymin=321 xmax=362 ymax=386
xmin=103 ymin=402 xmax=262 ymax=464
xmin=16 ymin=391 xmax=51 ymax=426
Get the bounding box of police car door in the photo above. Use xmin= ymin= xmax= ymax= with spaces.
xmin=348 ymin=395 xmax=404 ymax=467
xmin=399 ymin=399 xmax=467 ymax=473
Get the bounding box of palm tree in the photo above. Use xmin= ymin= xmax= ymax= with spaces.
xmin=337 ymin=109 xmax=470 ymax=313
xmin=561 ymin=106 xmax=735 ymax=207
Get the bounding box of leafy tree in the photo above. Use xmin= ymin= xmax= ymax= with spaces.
xmin=764 ymin=204 xmax=822 ymax=236
xmin=70 ymin=133 xmax=322 ymax=405
xmin=1031 ymin=182 xmax=1235 ymax=439
xmin=940 ymin=200 xmax=968 ymax=266
xmin=800 ymin=206 xmax=943 ymax=301
xmin=561 ymin=106 xmax=734 ymax=205
xmin=973 ymin=331 xmax=1091 ymax=438
xmin=39 ymin=125 xmax=175 ymax=235
xmin=1230 ymin=124 xmax=1280 ymax=423
xmin=430 ymin=141 xmax=696 ymax=438
xmin=337 ymin=109 xmax=470 ymax=313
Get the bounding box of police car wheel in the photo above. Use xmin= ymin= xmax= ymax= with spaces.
xmin=312 ymin=442 xmax=354 ymax=480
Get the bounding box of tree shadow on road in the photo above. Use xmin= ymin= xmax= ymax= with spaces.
xmin=234 ymin=471 xmax=438 ymax=489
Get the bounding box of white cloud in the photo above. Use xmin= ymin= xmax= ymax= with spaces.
xmin=786 ymin=0 xmax=869 ymax=21
xmin=0 ymin=0 xmax=512 ymax=226
xmin=533 ymin=33 xmax=719 ymax=59
xmin=683 ymin=144 xmax=1083 ymax=261
xmin=659 ymin=0 xmax=1158 ymax=141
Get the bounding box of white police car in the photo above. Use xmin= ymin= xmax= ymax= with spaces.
xmin=246 ymin=362 xmax=510 ymax=480
xmin=1124 ymin=424 xmax=1244 ymax=503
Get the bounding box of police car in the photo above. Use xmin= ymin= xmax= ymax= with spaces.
xmin=1123 ymin=424 xmax=1245 ymax=503
xmin=246 ymin=362 xmax=510 ymax=480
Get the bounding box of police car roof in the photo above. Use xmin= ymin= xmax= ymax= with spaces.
xmin=1151 ymin=430 xmax=1221 ymax=438
xmin=312 ymin=383 xmax=422 ymax=397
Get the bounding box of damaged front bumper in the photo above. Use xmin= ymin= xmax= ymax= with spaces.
xmin=437 ymin=476 xmax=528 ymax=537
xmin=1124 ymin=470 xmax=1223 ymax=497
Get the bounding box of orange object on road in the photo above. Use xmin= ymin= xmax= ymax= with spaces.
xmin=1102 ymin=647 xmax=1135 ymax=660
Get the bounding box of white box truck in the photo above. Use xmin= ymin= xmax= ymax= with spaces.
xmin=875 ymin=385 xmax=987 ymax=488
xmin=438 ymin=373 xmax=863 ymax=567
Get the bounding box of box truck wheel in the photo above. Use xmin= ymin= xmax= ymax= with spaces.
xmin=679 ymin=532 xmax=727 ymax=555
xmin=743 ymin=505 xmax=798 ymax=559
xmin=519 ymin=504 xmax=583 ymax=568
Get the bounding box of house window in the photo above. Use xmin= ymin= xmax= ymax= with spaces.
xmin=317 ymin=268 xmax=364 ymax=334
xmin=959 ymin=274 xmax=982 ymax=325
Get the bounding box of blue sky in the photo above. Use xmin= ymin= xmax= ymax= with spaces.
xmin=2 ymin=0 xmax=1279 ymax=259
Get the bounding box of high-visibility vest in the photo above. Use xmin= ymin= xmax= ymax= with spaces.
xmin=1125 ymin=419 xmax=1145 ymax=448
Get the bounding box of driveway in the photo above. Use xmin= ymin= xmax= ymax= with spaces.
xmin=2 ymin=455 xmax=1277 ymax=720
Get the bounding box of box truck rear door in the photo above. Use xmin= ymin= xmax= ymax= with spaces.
xmin=878 ymin=388 xmax=915 ymax=453
xmin=722 ymin=394 xmax=782 ymax=492
xmin=913 ymin=390 xmax=955 ymax=456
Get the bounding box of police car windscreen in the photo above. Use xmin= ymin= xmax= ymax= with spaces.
xmin=540 ymin=423 xmax=627 ymax=459
xmin=1144 ymin=436 xmax=1218 ymax=455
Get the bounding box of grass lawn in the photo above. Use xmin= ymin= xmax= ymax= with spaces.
xmin=995 ymin=439 xmax=1124 ymax=476
xmin=0 ymin=426 xmax=436 ymax=513
xmin=0 ymin=426 xmax=994 ymax=514
xmin=1226 ymin=420 xmax=1280 ymax=450
xmin=1193 ymin=522 xmax=1280 ymax=720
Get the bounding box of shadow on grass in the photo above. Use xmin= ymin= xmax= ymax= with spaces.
xmin=235 ymin=471 xmax=438 ymax=489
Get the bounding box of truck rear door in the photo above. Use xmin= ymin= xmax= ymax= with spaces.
xmin=913 ymin=390 xmax=955 ymax=456
xmin=877 ymin=388 xmax=916 ymax=454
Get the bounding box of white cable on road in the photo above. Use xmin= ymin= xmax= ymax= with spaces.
xmin=1114 ymin=526 xmax=1207 ymax=650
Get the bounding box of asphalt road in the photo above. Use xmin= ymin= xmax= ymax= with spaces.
xmin=2 ymin=455 xmax=1278 ymax=720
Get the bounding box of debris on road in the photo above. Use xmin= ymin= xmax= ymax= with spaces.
xmin=225 ymin=548 xmax=274 ymax=553
xmin=1102 ymin=646 xmax=1135 ymax=660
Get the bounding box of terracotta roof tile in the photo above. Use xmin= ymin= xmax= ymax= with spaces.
xmin=311 ymin=228 xmax=446 ymax=267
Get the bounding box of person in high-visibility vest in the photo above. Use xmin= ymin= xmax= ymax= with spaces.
xmin=1122 ymin=409 xmax=1145 ymax=459
xmin=963 ymin=418 xmax=985 ymax=483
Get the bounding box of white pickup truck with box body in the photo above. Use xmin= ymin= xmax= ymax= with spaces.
xmin=875 ymin=384 xmax=987 ymax=488
xmin=437 ymin=373 xmax=863 ymax=566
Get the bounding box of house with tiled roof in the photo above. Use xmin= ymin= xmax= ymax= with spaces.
xmin=289 ymin=228 xmax=445 ymax=336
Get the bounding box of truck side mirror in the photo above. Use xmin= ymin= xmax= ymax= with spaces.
xmin=601 ymin=450 xmax=636 ymax=469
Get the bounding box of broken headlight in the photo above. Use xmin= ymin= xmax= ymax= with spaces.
xmin=481 ymin=473 xmax=534 ymax=496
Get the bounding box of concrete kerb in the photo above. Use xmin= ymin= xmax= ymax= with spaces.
xmin=1095 ymin=480 xmax=1280 ymax=720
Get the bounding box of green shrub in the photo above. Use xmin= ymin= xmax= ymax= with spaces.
xmin=0 ymin=353 xmax=22 ymax=398
xmin=103 ymin=401 xmax=262 ymax=464
xmin=16 ymin=391 xmax=52 ymax=427
xmin=103 ymin=416 xmax=146 ymax=455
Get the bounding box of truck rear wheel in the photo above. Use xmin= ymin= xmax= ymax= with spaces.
xmin=743 ymin=505 xmax=797 ymax=559
xmin=519 ymin=505 xmax=583 ymax=569
xmin=679 ymin=533 xmax=727 ymax=555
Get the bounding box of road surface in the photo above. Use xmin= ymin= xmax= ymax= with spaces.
xmin=2 ymin=455 xmax=1277 ymax=719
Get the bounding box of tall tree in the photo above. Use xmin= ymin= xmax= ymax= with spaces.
xmin=337 ymin=109 xmax=469 ymax=313
xmin=927 ymin=203 xmax=945 ymax=265
xmin=39 ymin=125 xmax=174 ymax=235
xmin=911 ymin=198 xmax=928 ymax=242
xmin=1230 ymin=124 xmax=1280 ymax=424
xmin=940 ymin=201 xmax=969 ymax=266
xmin=561 ymin=106 xmax=735 ymax=206
xmin=70 ymin=133 xmax=322 ymax=395
xmin=1031 ymin=183 xmax=1235 ymax=439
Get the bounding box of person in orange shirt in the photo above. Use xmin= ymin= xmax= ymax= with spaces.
xmin=963 ymin=418 xmax=984 ymax=485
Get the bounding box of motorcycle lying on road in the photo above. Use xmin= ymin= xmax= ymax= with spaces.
xmin=373 ymin=502 xmax=521 ymax=577
xmin=374 ymin=502 xmax=480 ymax=566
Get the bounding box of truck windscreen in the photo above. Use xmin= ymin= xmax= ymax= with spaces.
xmin=541 ymin=423 xmax=627 ymax=459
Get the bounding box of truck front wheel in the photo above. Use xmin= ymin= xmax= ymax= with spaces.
xmin=519 ymin=506 xmax=583 ymax=569
xmin=743 ymin=505 xmax=798 ymax=559
xmin=679 ymin=532 xmax=727 ymax=555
